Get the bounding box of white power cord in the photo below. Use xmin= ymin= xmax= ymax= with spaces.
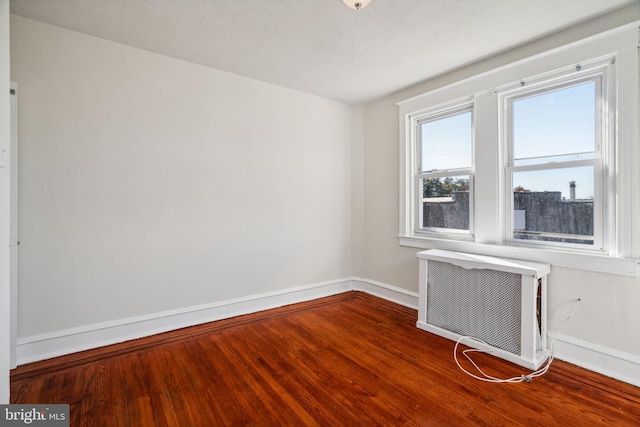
xmin=453 ymin=298 xmax=581 ymax=383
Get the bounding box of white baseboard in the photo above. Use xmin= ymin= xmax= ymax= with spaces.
xmin=552 ymin=333 xmax=640 ymax=388
xmin=351 ymin=278 xmax=419 ymax=309
xmin=16 ymin=278 xmax=353 ymax=366
xmin=14 ymin=278 xmax=640 ymax=390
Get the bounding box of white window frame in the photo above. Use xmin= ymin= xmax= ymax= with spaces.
xmin=398 ymin=23 xmax=639 ymax=277
xmin=414 ymin=101 xmax=474 ymax=238
xmin=500 ymin=62 xmax=611 ymax=253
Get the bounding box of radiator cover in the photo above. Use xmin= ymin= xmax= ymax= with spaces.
xmin=417 ymin=249 xmax=550 ymax=370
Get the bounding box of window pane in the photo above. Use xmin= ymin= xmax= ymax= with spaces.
xmin=512 ymin=167 xmax=594 ymax=244
xmin=420 ymin=111 xmax=472 ymax=172
xmin=513 ymin=82 xmax=595 ymax=165
xmin=421 ymin=176 xmax=469 ymax=230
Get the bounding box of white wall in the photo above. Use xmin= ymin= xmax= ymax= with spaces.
xmin=0 ymin=0 xmax=11 ymax=403
xmin=10 ymin=16 xmax=354 ymax=339
xmin=363 ymin=4 xmax=640 ymax=366
xmin=8 ymin=2 xmax=640 ymax=389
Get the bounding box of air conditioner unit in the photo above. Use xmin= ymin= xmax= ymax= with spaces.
xmin=417 ymin=249 xmax=551 ymax=370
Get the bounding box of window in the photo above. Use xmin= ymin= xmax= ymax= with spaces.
xmin=417 ymin=106 xmax=473 ymax=234
xmin=398 ymin=25 xmax=639 ymax=276
xmin=504 ymin=76 xmax=604 ymax=250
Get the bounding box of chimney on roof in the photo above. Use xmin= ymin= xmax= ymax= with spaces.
xmin=569 ymin=181 xmax=576 ymax=201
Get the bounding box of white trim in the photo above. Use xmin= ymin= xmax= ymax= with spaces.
xmin=14 ymin=277 xmax=640 ymax=390
xmin=399 ymin=235 xmax=639 ymax=277
xmin=397 ymin=22 xmax=639 ymax=111
xmin=351 ymin=278 xmax=419 ymax=309
xmin=16 ymin=279 xmax=353 ymax=365
xmin=9 ymin=81 xmax=17 ymax=370
xmin=15 ymin=277 xmax=418 ymax=366
xmin=501 ymin=62 xmax=610 ymax=254
xmin=552 ymin=333 xmax=640 ymax=388
xmin=398 ymin=23 xmax=640 ymax=277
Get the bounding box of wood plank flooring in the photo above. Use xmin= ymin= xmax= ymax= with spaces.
xmin=11 ymin=292 xmax=640 ymax=426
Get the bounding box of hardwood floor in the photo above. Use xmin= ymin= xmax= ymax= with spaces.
xmin=11 ymin=292 xmax=640 ymax=426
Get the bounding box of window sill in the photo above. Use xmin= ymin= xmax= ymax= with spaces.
xmin=399 ymin=235 xmax=639 ymax=278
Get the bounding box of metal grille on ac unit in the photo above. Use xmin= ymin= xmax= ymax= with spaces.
xmin=417 ymin=249 xmax=550 ymax=370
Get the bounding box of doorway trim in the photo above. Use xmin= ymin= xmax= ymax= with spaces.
xmin=10 ymin=81 xmax=17 ymax=369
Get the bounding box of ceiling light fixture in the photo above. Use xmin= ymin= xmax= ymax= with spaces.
xmin=343 ymin=0 xmax=372 ymax=10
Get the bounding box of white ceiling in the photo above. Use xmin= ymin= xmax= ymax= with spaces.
xmin=9 ymin=0 xmax=638 ymax=104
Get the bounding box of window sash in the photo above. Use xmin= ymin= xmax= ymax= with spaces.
xmin=510 ymin=80 xmax=598 ymax=162
xmin=502 ymin=73 xmax=605 ymax=251
xmin=414 ymin=104 xmax=474 ymax=237
xmin=418 ymin=109 xmax=473 ymax=173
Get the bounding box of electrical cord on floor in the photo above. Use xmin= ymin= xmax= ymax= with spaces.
xmin=453 ymin=298 xmax=581 ymax=384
